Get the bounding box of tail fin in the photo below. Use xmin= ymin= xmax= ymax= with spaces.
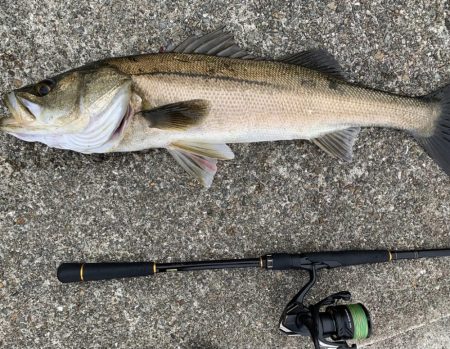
xmin=414 ymin=85 xmax=450 ymax=175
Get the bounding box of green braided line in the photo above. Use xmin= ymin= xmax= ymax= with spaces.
xmin=347 ymin=304 xmax=369 ymax=339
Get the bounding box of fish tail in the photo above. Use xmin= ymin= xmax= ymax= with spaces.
xmin=413 ymin=85 xmax=450 ymax=175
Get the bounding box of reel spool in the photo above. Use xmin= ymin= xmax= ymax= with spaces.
xmin=324 ymin=303 xmax=371 ymax=342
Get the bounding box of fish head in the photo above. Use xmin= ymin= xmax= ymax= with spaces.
xmin=1 ymin=65 xmax=132 ymax=153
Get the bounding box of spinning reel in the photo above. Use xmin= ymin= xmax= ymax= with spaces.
xmin=279 ymin=266 xmax=371 ymax=349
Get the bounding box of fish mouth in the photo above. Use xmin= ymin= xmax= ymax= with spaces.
xmin=4 ymin=92 xmax=18 ymax=113
xmin=0 ymin=94 xmax=18 ymax=130
xmin=0 ymin=92 xmax=35 ymax=131
xmin=17 ymin=96 xmax=42 ymax=119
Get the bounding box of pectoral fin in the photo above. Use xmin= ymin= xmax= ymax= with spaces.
xmin=167 ymin=141 xmax=235 ymax=187
xmin=312 ymin=127 xmax=360 ymax=162
xmin=140 ymin=100 xmax=209 ymax=131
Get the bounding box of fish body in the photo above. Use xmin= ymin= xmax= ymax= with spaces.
xmin=106 ymin=53 xmax=437 ymax=152
xmin=1 ymin=28 xmax=449 ymax=186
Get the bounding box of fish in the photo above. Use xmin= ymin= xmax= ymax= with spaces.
xmin=1 ymin=28 xmax=449 ymax=187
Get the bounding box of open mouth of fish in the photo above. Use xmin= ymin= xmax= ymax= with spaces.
xmin=1 ymin=93 xmax=26 ymax=128
xmin=16 ymin=96 xmax=42 ymax=121
xmin=1 ymin=92 xmax=50 ymax=131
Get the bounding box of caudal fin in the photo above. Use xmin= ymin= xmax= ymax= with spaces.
xmin=414 ymin=85 xmax=450 ymax=175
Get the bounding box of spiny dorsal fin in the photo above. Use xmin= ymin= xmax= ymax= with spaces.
xmin=167 ymin=27 xmax=257 ymax=59
xmin=312 ymin=127 xmax=360 ymax=162
xmin=139 ymin=100 xmax=209 ymax=131
xmin=167 ymin=141 xmax=235 ymax=187
xmin=280 ymin=49 xmax=346 ymax=79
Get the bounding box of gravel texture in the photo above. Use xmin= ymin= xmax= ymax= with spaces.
xmin=1 ymin=1 xmax=449 ymax=348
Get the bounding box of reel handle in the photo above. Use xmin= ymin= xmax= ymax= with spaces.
xmin=57 ymin=262 xmax=154 ymax=283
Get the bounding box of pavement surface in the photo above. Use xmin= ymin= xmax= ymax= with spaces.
xmin=0 ymin=1 xmax=449 ymax=348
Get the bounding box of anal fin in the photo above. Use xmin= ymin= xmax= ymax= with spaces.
xmin=312 ymin=127 xmax=360 ymax=162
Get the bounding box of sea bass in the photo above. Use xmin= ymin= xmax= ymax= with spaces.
xmin=1 ymin=28 xmax=449 ymax=187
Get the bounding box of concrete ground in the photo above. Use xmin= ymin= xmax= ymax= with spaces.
xmin=0 ymin=1 xmax=449 ymax=348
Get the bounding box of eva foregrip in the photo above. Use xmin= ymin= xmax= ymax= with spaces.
xmin=57 ymin=262 xmax=154 ymax=283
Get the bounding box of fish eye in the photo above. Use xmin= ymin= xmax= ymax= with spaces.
xmin=36 ymin=79 xmax=56 ymax=97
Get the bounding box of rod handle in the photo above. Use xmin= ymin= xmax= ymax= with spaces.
xmin=57 ymin=262 xmax=154 ymax=283
xmin=304 ymin=250 xmax=390 ymax=268
xmin=270 ymin=250 xmax=390 ymax=270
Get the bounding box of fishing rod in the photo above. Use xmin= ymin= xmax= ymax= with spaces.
xmin=58 ymin=248 xmax=450 ymax=349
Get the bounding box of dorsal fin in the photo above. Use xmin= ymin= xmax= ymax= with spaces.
xmin=280 ymin=49 xmax=346 ymax=79
xmin=167 ymin=27 xmax=257 ymax=59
